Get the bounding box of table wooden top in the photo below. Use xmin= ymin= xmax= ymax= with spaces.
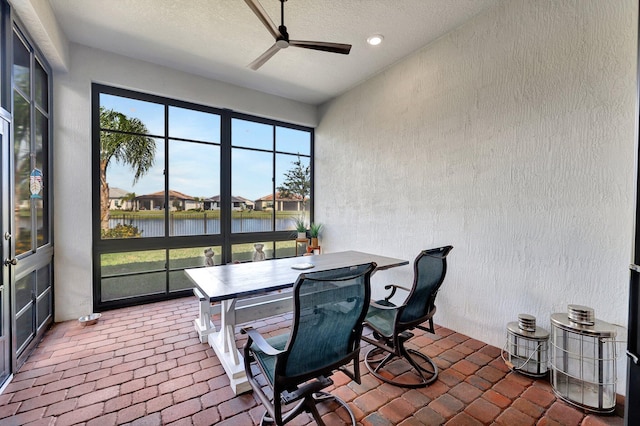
xmin=185 ymin=250 xmax=409 ymax=302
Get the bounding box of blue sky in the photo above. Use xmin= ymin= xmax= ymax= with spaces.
xmin=101 ymin=94 xmax=310 ymax=201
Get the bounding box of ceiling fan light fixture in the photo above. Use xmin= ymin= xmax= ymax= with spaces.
xmin=367 ymin=34 xmax=384 ymax=46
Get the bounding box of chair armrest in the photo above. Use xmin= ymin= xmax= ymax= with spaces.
xmin=382 ymin=283 xmax=411 ymax=301
xmin=241 ymin=327 xmax=282 ymax=356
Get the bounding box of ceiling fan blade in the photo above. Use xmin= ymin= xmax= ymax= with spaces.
xmin=244 ymin=0 xmax=282 ymax=40
xmin=289 ymin=40 xmax=352 ymax=55
xmin=248 ymin=43 xmax=281 ymax=70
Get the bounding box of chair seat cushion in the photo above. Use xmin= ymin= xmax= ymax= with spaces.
xmin=251 ymin=332 xmax=290 ymax=385
xmin=365 ymin=300 xmax=397 ymax=337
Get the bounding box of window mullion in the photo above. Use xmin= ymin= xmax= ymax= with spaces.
xmin=271 ymin=125 xmax=276 ymax=236
xmin=164 ymin=105 xmax=170 ymax=239
xmin=220 ymin=109 xmax=232 ymax=264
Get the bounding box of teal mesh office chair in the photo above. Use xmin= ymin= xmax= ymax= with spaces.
xmin=363 ymin=246 xmax=453 ymax=387
xmin=242 ymin=263 xmax=376 ymax=425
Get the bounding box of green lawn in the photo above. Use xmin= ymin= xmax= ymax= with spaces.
xmin=100 ymin=240 xmax=300 ymax=301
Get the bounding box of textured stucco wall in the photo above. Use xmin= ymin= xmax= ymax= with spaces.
xmin=52 ymin=44 xmax=317 ymax=321
xmin=317 ymin=0 xmax=637 ymax=391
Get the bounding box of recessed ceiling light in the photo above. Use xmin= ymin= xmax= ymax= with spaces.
xmin=367 ymin=34 xmax=384 ymax=46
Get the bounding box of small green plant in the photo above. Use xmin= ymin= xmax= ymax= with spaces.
xmin=309 ymin=223 xmax=323 ymax=238
xmin=293 ymin=217 xmax=307 ymax=233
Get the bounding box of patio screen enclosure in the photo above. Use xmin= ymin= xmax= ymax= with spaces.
xmin=92 ymin=85 xmax=314 ymax=311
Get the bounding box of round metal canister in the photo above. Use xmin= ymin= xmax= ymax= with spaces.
xmin=505 ymin=314 xmax=549 ymax=377
xmin=549 ymin=305 xmax=617 ymax=413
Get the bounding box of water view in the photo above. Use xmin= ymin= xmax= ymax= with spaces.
xmin=107 ymin=212 xmax=300 ymax=237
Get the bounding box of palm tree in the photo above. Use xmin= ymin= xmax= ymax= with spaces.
xmin=100 ymin=107 xmax=155 ymax=231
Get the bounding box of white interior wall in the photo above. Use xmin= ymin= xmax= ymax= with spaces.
xmin=52 ymin=43 xmax=317 ymax=322
xmin=316 ymin=0 xmax=637 ymax=392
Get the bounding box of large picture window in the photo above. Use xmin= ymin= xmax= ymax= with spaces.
xmin=92 ymin=85 xmax=313 ymax=310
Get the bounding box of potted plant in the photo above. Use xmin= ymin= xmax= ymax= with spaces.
xmin=309 ymin=223 xmax=323 ymax=248
xmin=293 ymin=217 xmax=307 ymax=240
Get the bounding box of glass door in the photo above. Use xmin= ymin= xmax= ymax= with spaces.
xmin=0 ymin=113 xmax=10 ymax=386
xmin=11 ymin=25 xmax=53 ymax=369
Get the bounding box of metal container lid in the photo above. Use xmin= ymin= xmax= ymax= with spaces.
xmin=550 ymin=311 xmax=617 ymax=338
xmin=567 ymin=304 xmax=595 ymax=325
xmin=518 ymin=314 xmax=537 ymax=332
xmin=507 ymin=316 xmax=549 ymax=339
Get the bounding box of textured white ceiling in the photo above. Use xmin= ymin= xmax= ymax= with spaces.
xmin=48 ymin=0 xmax=500 ymax=105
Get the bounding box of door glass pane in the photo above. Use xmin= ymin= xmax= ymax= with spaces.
xmin=37 ymin=290 xmax=51 ymax=329
xmin=276 ymin=153 xmax=310 ymax=231
xmin=36 ymin=264 xmax=52 ymax=330
xmin=15 ymin=273 xmax=34 ymax=313
xmin=276 ymin=126 xmax=310 ymax=156
xmin=36 ymin=265 xmax=50 ymax=296
xmin=232 ymin=149 xmax=273 ymax=233
xmin=34 ymin=59 xmax=48 ymax=111
xmin=0 ymin=3 xmax=5 ymax=107
xmin=100 ymin=250 xmax=166 ymax=301
xmin=169 ymin=106 xmax=220 ymax=143
xmin=168 ymin=140 xmax=220 ymax=236
xmin=35 ymin=110 xmax=48 ymax=246
xmin=232 ymin=119 xmax=272 ymax=150
xmin=16 ymin=306 xmax=33 ymax=352
xmin=12 ymin=32 xmax=30 ymax=97
xmin=168 ymin=246 xmax=221 ymax=291
xmin=14 ymin=91 xmax=31 ymax=255
xmin=102 ymin=137 xmax=165 ymax=239
xmin=232 ymin=242 xmax=272 ymax=263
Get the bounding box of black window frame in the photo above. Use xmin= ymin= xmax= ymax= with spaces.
xmin=91 ymin=84 xmax=314 ymax=311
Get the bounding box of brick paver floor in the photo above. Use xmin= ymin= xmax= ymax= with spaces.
xmin=0 ymin=297 xmax=626 ymax=425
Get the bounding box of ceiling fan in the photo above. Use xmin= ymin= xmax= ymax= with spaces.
xmin=244 ymin=0 xmax=352 ymax=70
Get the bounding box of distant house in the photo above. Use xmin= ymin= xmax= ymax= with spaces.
xmin=235 ymin=196 xmax=255 ymax=210
xmin=108 ymin=187 xmax=134 ymax=210
xmin=135 ymin=190 xmax=196 ymax=211
xmin=204 ymin=195 xmax=254 ymax=211
xmin=254 ymin=192 xmax=307 ymax=212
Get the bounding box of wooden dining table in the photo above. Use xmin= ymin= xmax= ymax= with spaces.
xmin=185 ymin=250 xmax=409 ymax=394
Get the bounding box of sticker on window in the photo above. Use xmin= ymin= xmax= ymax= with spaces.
xmin=30 ymin=168 xmax=43 ymax=199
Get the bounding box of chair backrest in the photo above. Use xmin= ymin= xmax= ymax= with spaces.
xmin=279 ymin=263 xmax=375 ymax=379
xmin=399 ymin=246 xmax=453 ymax=324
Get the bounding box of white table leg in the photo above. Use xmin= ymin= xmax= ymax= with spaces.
xmin=208 ymin=298 xmax=251 ymax=394
xmin=193 ymin=289 xmax=216 ymax=343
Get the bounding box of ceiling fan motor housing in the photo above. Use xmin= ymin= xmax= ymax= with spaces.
xmin=277 ymin=25 xmax=290 ymax=47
